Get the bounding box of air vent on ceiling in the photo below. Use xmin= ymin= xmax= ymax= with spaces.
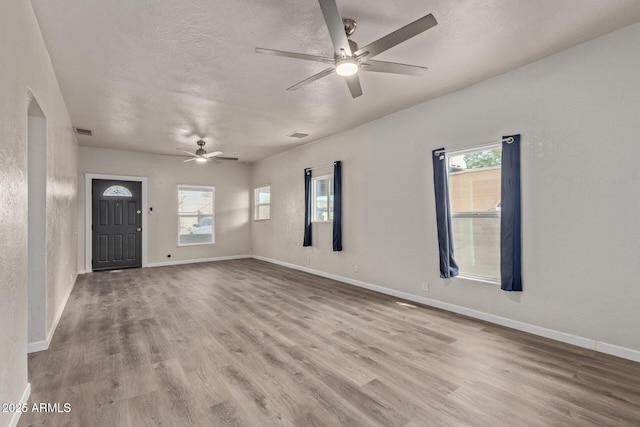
xmin=287 ymin=131 xmax=308 ymax=139
xmin=74 ymin=127 xmax=93 ymax=136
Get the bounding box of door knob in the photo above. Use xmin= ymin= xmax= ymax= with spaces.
xmin=137 ymin=228 xmax=142 ymax=232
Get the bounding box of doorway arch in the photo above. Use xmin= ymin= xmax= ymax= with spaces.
xmin=27 ymin=96 xmax=47 ymax=352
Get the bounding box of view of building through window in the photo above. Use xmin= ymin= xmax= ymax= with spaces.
xmin=254 ymin=185 xmax=271 ymax=220
xmin=447 ymin=146 xmax=501 ymax=281
xmin=178 ymin=185 xmax=214 ymax=245
xmin=313 ymin=175 xmax=334 ymax=222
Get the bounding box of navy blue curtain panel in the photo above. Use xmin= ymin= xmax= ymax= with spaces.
xmin=432 ymin=148 xmax=459 ymax=278
xmin=500 ymin=134 xmax=522 ymax=291
xmin=303 ymin=168 xmax=312 ymax=247
xmin=333 ymin=161 xmax=343 ymax=251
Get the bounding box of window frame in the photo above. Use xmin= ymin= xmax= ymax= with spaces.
xmin=177 ymin=184 xmax=215 ymax=247
xmin=446 ymin=143 xmax=502 ymax=284
xmin=253 ymin=184 xmax=271 ymax=221
xmin=311 ymin=174 xmax=334 ymax=223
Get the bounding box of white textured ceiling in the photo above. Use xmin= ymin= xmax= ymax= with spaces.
xmin=31 ymin=0 xmax=640 ymax=162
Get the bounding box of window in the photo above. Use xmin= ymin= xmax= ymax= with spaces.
xmin=447 ymin=145 xmax=502 ymax=282
xmin=312 ymin=174 xmax=334 ymax=222
xmin=103 ymin=185 xmax=132 ymax=197
xmin=254 ymin=185 xmax=271 ymax=221
xmin=178 ymin=185 xmax=214 ymax=246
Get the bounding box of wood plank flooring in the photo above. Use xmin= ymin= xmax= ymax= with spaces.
xmin=20 ymin=259 xmax=640 ymax=426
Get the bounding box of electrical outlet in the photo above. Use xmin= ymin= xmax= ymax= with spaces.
xmin=306 ymin=256 xmax=311 ymax=265
xmin=354 ymin=264 xmax=359 ymax=273
xmin=422 ymin=281 xmax=429 ymax=291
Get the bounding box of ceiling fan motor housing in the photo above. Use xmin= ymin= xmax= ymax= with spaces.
xmin=196 ymin=139 xmax=207 ymax=156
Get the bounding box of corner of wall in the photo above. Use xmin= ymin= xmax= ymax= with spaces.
xmin=7 ymin=383 xmax=31 ymax=427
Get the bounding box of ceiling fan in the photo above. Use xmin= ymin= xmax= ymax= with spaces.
xmin=256 ymin=0 xmax=437 ymax=98
xmin=177 ymin=139 xmax=238 ymax=163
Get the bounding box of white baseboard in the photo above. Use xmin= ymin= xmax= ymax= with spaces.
xmin=596 ymin=342 xmax=640 ymax=362
xmin=27 ymin=274 xmax=77 ymax=354
xmin=147 ymin=254 xmax=250 ymax=268
xmin=80 ymin=255 xmax=250 ymax=273
xmin=8 ymin=383 xmax=31 ymax=427
xmin=251 ymin=255 xmax=640 ymax=363
xmin=27 ymin=339 xmax=48 ymax=354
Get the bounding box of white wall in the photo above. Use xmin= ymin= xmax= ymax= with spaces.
xmin=78 ymin=147 xmax=251 ymax=268
xmin=252 ymin=22 xmax=640 ymax=355
xmin=0 ymin=0 xmax=79 ymax=424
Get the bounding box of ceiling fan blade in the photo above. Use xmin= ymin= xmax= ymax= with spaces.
xmin=217 ymin=156 xmax=239 ymax=161
xmin=183 ymin=157 xmax=198 ymax=163
xmin=203 ymin=151 xmax=223 ymax=158
xmin=287 ymin=67 xmax=335 ymax=91
xmin=344 ymin=74 xmax=363 ymax=98
xmin=255 ymin=48 xmax=333 ymax=64
xmin=355 ymin=13 xmax=437 ymax=60
xmin=361 ymin=60 xmax=428 ymax=76
xmin=318 ymin=0 xmax=352 ymax=56
xmin=177 ymin=149 xmax=198 ymax=157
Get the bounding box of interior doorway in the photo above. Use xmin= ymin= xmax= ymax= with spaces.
xmin=27 ymin=97 xmax=47 ymax=352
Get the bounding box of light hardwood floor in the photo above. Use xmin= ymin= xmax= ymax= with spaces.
xmin=20 ymin=259 xmax=640 ymax=426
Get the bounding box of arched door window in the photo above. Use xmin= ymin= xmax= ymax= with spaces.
xmin=102 ymin=185 xmax=132 ymax=197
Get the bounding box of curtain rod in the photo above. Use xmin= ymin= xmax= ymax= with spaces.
xmin=433 ymin=137 xmax=514 ymax=157
xmin=305 ymin=161 xmax=337 ymax=172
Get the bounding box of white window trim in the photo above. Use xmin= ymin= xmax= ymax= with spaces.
xmin=177 ymin=184 xmax=215 ymax=247
xmin=453 ymin=274 xmax=500 ymax=286
xmin=254 ymin=184 xmax=271 ymax=221
xmin=445 ymin=143 xmax=502 ymax=284
xmin=312 ymin=174 xmax=333 ymax=223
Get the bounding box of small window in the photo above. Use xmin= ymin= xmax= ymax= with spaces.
xmin=103 ymin=185 xmax=132 ymax=197
xmin=312 ymin=174 xmax=334 ymax=222
xmin=178 ymin=185 xmax=214 ymax=246
xmin=254 ymin=185 xmax=271 ymax=221
xmin=447 ymin=145 xmax=502 ymax=282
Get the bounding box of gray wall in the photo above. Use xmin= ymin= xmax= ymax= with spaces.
xmin=0 ymin=0 xmax=79 ymax=424
xmin=78 ymin=147 xmax=251 ymax=267
xmin=251 ymin=22 xmax=640 ymax=354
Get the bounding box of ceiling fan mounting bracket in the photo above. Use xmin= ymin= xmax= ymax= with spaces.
xmin=343 ymin=18 xmax=357 ymax=37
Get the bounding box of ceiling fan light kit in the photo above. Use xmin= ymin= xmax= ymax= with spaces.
xmin=335 ymin=57 xmax=359 ymax=76
xmin=256 ymin=0 xmax=437 ymax=98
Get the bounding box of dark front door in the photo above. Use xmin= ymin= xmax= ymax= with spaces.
xmin=92 ymin=179 xmax=142 ymax=271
